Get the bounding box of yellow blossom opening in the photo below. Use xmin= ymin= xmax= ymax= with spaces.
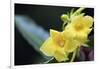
xmin=50 ymin=29 xmax=65 ymax=47
xmin=40 ymin=29 xmax=69 ymax=62
xmin=64 ymin=14 xmax=93 ymax=43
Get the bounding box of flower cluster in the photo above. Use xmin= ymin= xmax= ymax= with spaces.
xmin=40 ymin=8 xmax=94 ymax=62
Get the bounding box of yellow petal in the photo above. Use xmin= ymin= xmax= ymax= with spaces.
xmin=64 ymin=39 xmax=79 ymax=53
xmin=83 ymin=28 xmax=92 ymax=34
xmin=50 ymin=29 xmax=60 ymax=38
xmin=71 ymin=14 xmax=84 ymax=24
xmin=84 ymin=16 xmax=93 ymax=28
xmin=50 ymin=29 xmax=65 ymax=47
xmin=75 ymin=32 xmax=88 ymax=43
xmin=62 ymin=28 xmax=76 ymax=39
xmin=40 ymin=37 xmax=56 ymax=56
xmin=54 ymin=47 xmax=69 ymax=62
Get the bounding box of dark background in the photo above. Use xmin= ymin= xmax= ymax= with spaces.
xmin=15 ymin=3 xmax=94 ymax=65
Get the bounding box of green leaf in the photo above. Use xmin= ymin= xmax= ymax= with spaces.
xmin=15 ymin=15 xmax=51 ymax=63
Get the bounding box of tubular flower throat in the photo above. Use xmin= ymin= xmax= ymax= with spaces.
xmin=63 ymin=14 xmax=93 ymax=44
xmin=40 ymin=29 xmax=69 ymax=62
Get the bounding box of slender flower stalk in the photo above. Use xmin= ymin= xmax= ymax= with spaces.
xmin=72 ymin=8 xmax=85 ymax=17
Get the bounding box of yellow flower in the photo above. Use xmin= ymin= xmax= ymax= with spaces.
xmin=40 ymin=29 xmax=69 ymax=62
xmin=63 ymin=14 xmax=93 ymax=44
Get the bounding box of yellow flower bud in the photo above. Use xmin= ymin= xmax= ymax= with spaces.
xmin=61 ymin=14 xmax=69 ymax=22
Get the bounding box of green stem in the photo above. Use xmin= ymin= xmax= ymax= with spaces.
xmin=62 ymin=22 xmax=67 ymax=30
xmin=43 ymin=57 xmax=54 ymax=64
xmin=70 ymin=50 xmax=77 ymax=62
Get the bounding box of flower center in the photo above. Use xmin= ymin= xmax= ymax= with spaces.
xmin=59 ymin=40 xmax=65 ymax=47
xmin=74 ymin=23 xmax=83 ymax=31
xmin=55 ymin=36 xmax=65 ymax=47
